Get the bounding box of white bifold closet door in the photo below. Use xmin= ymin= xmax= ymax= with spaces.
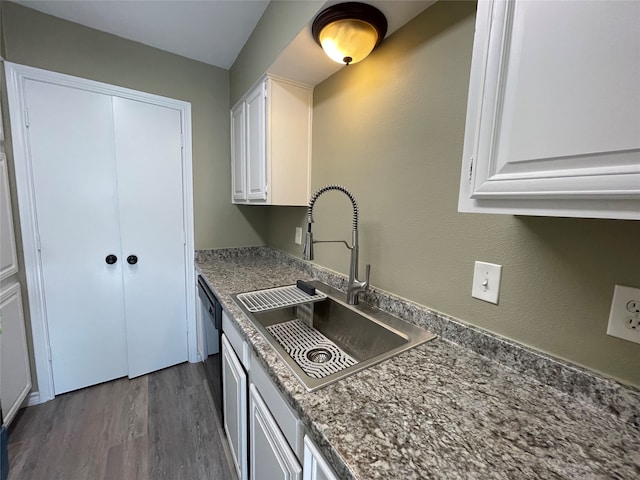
xmin=24 ymin=79 xmax=188 ymax=394
xmin=113 ymin=98 xmax=187 ymax=379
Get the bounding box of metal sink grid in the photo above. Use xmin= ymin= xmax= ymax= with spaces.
xmin=237 ymin=285 xmax=326 ymax=312
xmin=266 ymin=319 xmax=357 ymax=379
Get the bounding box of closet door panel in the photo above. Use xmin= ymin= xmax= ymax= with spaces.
xmin=24 ymin=80 xmax=128 ymax=394
xmin=113 ymin=97 xmax=188 ymax=378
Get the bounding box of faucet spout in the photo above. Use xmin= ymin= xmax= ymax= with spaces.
xmin=303 ymin=184 xmax=371 ymax=305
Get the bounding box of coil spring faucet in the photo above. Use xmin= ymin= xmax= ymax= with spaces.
xmin=302 ymin=185 xmax=370 ymax=305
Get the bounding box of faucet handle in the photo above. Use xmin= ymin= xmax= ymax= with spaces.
xmin=364 ymin=264 xmax=371 ymax=287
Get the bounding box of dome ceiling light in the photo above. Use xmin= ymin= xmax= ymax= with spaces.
xmin=311 ymin=2 xmax=388 ymax=66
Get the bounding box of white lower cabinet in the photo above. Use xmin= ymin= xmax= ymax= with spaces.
xmin=249 ymin=384 xmax=302 ymax=480
xmin=303 ymin=436 xmax=339 ymax=480
xmin=0 ymin=283 xmax=32 ymax=426
xmin=0 ymin=156 xmax=18 ymax=280
xmin=221 ymin=315 xmax=338 ymax=480
xmin=222 ymin=333 xmax=248 ymax=480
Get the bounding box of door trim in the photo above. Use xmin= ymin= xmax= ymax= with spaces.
xmin=4 ymin=62 xmax=197 ymax=403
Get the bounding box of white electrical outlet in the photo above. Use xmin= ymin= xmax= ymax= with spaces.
xmin=607 ymin=284 xmax=640 ymax=344
xmin=294 ymin=227 xmax=302 ymax=245
xmin=471 ymin=261 xmax=502 ymax=305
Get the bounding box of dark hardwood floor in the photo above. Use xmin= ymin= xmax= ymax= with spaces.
xmin=7 ymin=362 xmax=236 ymax=480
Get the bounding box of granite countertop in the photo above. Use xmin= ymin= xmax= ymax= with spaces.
xmin=196 ymin=248 xmax=640 ymax=480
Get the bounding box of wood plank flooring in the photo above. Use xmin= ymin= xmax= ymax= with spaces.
xmin=7 ymin=362 xmax=236 ymax=480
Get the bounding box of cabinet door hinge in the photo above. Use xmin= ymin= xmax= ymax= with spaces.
xmin=468 ymin=156 xmax=474 ymax=180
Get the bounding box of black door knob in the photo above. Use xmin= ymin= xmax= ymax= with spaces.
xmin=127 ymin=255 xmax=138 ymax=265
xmin=105 ymin=254 xmax=118 ymax=265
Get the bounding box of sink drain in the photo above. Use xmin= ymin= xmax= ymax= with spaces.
xmin=306 ymin=348 xmax=333 ymax=364
xmin=266 ymin=320 xmax=357 ymax=379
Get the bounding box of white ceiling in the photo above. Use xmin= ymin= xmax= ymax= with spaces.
xmin=13 ymin=0 xmax=271 ymax=69
xmin=12 ymin=0 xmax=435 ymax=81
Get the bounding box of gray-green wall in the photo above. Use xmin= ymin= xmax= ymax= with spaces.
xmin=262 ymin=1 xmax=640 ymax=387
xmin=229 ymin=0 xmax=323 ymax=106
xmin=1 ymin=0 xmax=266 ymax=250
xmin=0 ymin=0 xmax=268 ymax=390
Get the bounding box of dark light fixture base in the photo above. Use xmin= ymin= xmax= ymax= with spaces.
xmin=311 ymin=2 xmax=388 ymax=51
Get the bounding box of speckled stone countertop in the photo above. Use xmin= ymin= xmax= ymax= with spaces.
xmin=196 ymin=247 xmax=640 ymax=480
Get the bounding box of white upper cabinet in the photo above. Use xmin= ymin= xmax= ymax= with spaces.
xmin=459 ymin=0 xmax=640 ymax=219
xmin=231 ymin=74 xmax=313 ymax=206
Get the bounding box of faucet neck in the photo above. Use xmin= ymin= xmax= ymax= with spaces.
xmin=349 ymin=230 xmax=359 ymax=281
xmin=307 ymin=184 xmax=359 ymax=235
xmin=305 ymin=184 xmax=369 ymax=305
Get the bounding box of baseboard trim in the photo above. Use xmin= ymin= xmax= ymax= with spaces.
xmin=26 ymin=391 xmax=40 ymax=407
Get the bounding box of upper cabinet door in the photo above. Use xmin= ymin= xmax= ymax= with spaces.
xmin=231 ymin=102 xmax=247 ymax=202
xmin=245 ymin=82 xmax=268 ymax=201
xmin=459 ymin=0 xmax=640 ymax=219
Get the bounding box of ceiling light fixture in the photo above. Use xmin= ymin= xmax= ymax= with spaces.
xmin=312 ymin=2 xmax=388 ymax=66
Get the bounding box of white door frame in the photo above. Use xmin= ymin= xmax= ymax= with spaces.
xmin=5 ymin=62 xmax=197 ymax=403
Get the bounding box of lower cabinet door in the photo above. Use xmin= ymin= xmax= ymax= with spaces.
xmin=0 ymin=282 xmax=32 ymax=426
xmin=303 ymin=436 xmax=339 ymax=480
xmin=249 ymin=384 xmax=302 ymax=480
xmin=222 ymin=334 xmax=247 ymax=480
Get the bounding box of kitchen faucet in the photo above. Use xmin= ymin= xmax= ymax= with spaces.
xmin=302 ymin=184 xmax=370 ymax=305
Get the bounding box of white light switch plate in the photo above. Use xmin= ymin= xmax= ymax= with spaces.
xmin=472 ymin=261 xmax=502 ymax=304
xmin=607 ymin=284 xmax=640 ymax=344
xmin=294 ymin=227 xmax=302 ymax=245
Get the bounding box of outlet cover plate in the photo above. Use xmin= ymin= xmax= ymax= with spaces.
xmin=607 ymin=284 xmax=640 ymax=344
xmin=472 ymin=261 xmax=502 ymax=305
xmin=294 ymin=227 xmax=302 ymax=245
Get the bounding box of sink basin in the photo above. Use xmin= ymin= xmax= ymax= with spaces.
xmin=232 ymin=280 xmax=436 ymax=391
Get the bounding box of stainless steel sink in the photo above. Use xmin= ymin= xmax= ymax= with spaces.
xmin=232 ymin=280 xmax=436 ymax=391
